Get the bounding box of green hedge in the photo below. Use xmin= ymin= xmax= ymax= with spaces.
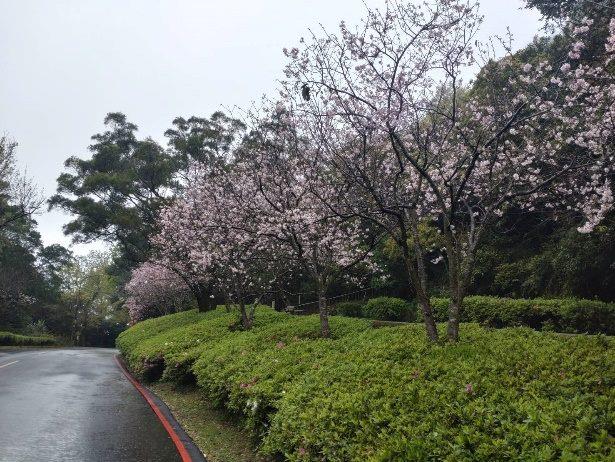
xmin=331 ymin=297 xmax=416 ymax=321
xmin=331 ymin=301 xmax=364 ymax=317
xmin=0 ymin=331 xmax=56 ymax=346
xmin=118 ymin=307 xmax=614 ymax=461
xmin=362 ymin=296 xmax=416 ymax=321
xmin=427 ymin=296 xmax=615 ymax=335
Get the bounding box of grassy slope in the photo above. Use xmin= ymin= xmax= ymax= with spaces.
xmin=0 ymin=331 xmax=56 ymax=346
xmin=118 ymin=307 xmax=614 ymax=461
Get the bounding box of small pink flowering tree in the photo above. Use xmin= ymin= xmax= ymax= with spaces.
xmin=173 ymin=165 xmax=288 ymax=330
xmin=151 ymin=196 xmax=217 ymax=312
xmin=124 ymin=262 xmax=193 ymax=323
xmin=241 ymin=109 xmax=375 ymax=337
xmin=283 ymin=0 xmax=614 ymax=341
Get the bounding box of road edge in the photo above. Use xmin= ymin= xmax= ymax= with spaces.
xmin=114 ymin=355 xmax=207 ymax=462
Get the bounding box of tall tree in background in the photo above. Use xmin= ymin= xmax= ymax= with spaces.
xmin=59 ymin=251 xmax=119 ymax=346
xmin=51 ymin=111 xmax=247 ymax=272
xmin=37 ymin=244 xmax=74 ymax=300
xmin=49 ymin=113 xmax=177 ymax=267
xmin=165 ymin=111 xmax=246 ymax=176
xmin=0 ymin=136 xmax=63 ymax=333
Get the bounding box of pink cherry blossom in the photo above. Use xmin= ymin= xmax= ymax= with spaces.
xmin=125 ymin=262 xmax=192 ymax=323
xmin=281 ymin=1 xmax=614 ymax=341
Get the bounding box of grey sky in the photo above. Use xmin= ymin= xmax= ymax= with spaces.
xmin=0 ymin=0 xmax=542 ymax=255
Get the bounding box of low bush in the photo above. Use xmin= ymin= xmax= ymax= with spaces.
xmin=362 ymin=296 xmax=415 ymax=321
xmin=428 ymin=296 xmax=615 ymax=334
xmin=263 ymin=327 xmax=614 ymax=461
xmin=0 ymin=331 xmax=56 ymax=346
xmin=330 ymin=301 xmax=364 ymax=317
xmin=118 ymin=307 xmax=614 ymax=461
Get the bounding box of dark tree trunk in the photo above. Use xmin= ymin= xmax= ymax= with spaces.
xmin=445 ymin=240 xmax=473 ymax=343
xmin=446 ymin=257 xmax=472 ymax=343
xmin=317 ymin=277 xmax=330 ymax=338
xmin=417 ymin=290 xmax=439 ymax=342
xmin=447 ymin=295 xmax=461 ymax=342
xmin=404 ymin=256 xmax=439 ymax=342
xmin=239 ymin=300 xmax=253 ymax=330
xmin=446 ymin=249 xmax=461 ymax=342
xmin=238 ymin=296 xmax=259 ymax=330
xmin=194 ymin=288 xmax=211 ymax=312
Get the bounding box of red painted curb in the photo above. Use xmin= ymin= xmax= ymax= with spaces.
xmin=114 ymin=355 xmax=193 ymax=462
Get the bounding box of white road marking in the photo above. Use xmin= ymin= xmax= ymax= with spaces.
xmin=0 ymin=360 xmax=19 ymax=369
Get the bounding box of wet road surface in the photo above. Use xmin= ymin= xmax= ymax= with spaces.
xmin=0 ymin=348 xmax=182 ymax=462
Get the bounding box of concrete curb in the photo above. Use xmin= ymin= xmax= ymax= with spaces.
xmin=114 ymin=355 xmax=207 ymax=462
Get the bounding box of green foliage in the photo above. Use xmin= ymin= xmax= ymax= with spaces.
xmin=381 ymin=222 xmax=444 ymax=261
xmin=0 ymin=331 xmax=56 ymax=346
xmin=50 ymin=111 xmax=247 ymax=270
xmin=165 ymin=112 xmax=246 ymax=169
xmin=119 ymin=309 xmax=613 ymax=460
xmin=331 ymin=301 xmax=364 ymax=317
xmin=362 ymin=297 xmax=415 ymax=321
xmin=264 ymin=327 xmax=614 ymax=461
xmin=428 ymin=296 xmax=615 ymax=335
xmin=49 ymin=113 xmax=176 ymax=265
xmin=524 ymin=0 xmax=614 ymax=26
xmin=471 ymin=215 xmax=615 ymax=302
xmin=23 ymin=319 xmax=49 ymax=336
xmin=0 ymin=137 xmax=76 ymax=337
xmin=58 ymin=251 xmax=124 ymax=346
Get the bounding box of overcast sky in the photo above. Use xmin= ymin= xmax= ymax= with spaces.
xmin=0 ymin=0 xmax=542 ymax=255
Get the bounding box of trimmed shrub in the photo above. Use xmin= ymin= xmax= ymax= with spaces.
xmin=263 ymin=327 xmax=614 ymax=461
xmin=0 ymin=331 xmax=56 ymax=346
xmin=362 ymin=296 xmax=415 ymax=321
xmin=118 ymin=309 xmax=614 ymax=461
xmin=331 ymin=301 xmax=364 ymax=317
xmin=428 ymin=296 xmax=615 ymax=334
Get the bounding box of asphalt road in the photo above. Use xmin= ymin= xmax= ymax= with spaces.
xmin=0 ymin=348 xmax=182 ymax=462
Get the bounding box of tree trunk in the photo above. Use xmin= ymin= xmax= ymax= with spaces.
xmin=404 ymin=256 xmax=438 ymax=342
xmin=195 ymin=290 xmax=210 ymax=312
xmin=317 ymin=278 xmax=330 ymax=338
xmin=447 ymin=294 xmax=461 ymax=342
xmin=406 ymin=216 xmax=439 ymax=343
xmin=239 ymin=300 xmax=253 ymax=330
xmin=446 ymin=255 xmax=472 ymax=343
xmin=416 ymin=290 xmax=439 ymax=342
xmin=445 ymin=242 xmax=470 ymax=343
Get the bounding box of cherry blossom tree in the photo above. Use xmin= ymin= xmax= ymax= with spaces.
xmin=154 ymin=105 xmax=375 ymax=336
xmin=151 ymin=197 xmax=217 ymax=312
xmin=181 ymin=165 xmax=289 ymax=329
xmin=240 ymin=109 xmax=376 ymax=337
xmin=124 ymin=262 xmax=193 ymax=323
xmin=282 ymin=0 xmax=614 ymax=341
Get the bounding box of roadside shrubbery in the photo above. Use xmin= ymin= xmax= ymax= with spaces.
xmin=333 ymin=295 xmax=615 ymax=335
xmin=0 ymin=331 xmax=56 ymax=346
xmin=330 ymin=301 xmax=364 ymax=318
xmin=429 ymin=296 xmax=615 ymax=335
xmin=118 ymin=307 xmax=614 ymax=461
xmin=362 ymin=296 xmax=416 ymax=322
xmin=331 ymin=297 xmax=416 ymax=321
